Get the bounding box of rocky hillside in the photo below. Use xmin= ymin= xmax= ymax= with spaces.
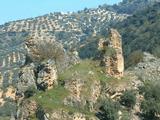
xmin=1 ymin=0 xmax=159 ymax=88
xmin=114 ymin=2 xmax=160 ymax=67
xmin=0 ymin=7 xmax=128 ymax=88
xmin=0 ymin=0 xmax=160 ymax=119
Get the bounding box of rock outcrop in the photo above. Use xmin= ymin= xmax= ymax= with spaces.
xmin=37 ymin=60 xmax=58 ymax=90
xmin=17 ymin=64 xmax=36 ymax=96
xmin=99 ymin=28 xmax=124 ymax=78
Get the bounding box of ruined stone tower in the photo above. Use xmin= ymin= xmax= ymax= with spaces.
xmin=99 ymin=28 xmax=124 ymax=78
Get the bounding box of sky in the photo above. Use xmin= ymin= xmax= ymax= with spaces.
xmin=0 ymin=0 xmax=122 ymax=25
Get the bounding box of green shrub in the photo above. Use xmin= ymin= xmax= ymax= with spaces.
xmin=125 ymin=50 xmax=143 ymax=68
xmin=98 ymin=99 xmax=120 ymax=120
xmin=24 ymin=86 xmax=37 ymax=98
xmin=26 ymin=38 xmax=65 ymax=63
xmin=139 ymin=82 xmax=160 ymax=119
xmin=120 ymin=90 xmax=136 ymax=108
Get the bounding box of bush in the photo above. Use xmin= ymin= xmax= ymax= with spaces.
xmin=26 ymin=37 xmax=65 ymax=63
xmin=24 ymin=87 xmax=37 ymax=98
xmin=125 ymin=50 xmax=143 ymax=68
xmin=139 ymin=82 xmax=160 ymax=119
xmin=97 ymin=99 xmax=120 ymax=120
xmin=120 ymin=90 xmax=136 ymax=109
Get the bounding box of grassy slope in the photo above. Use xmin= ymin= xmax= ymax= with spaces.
xmin=30 ymin=60 xmax=107 ymax=116
xmin=30 ymin=59 xmax=131 ymax=119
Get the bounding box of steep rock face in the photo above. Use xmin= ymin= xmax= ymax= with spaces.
xmin=100 ymin=28 xmax=124 ymax=78
xmin=17 ymin=64 xmax=36 ymax=95
xmin=37 ymin=60 xmax=58 ymax=90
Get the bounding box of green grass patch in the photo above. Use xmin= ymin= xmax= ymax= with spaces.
xmin=31 ymin=86 xmax=69 ymax=111
xmin=58 ymin=59 xmax=107 ymax=82
xmin=30 ymin=85 xmax=94 ymax=116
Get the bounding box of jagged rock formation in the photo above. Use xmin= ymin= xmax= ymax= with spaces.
xmin=17 ymin=64 xmax=36 ymax=96
xmin=99 ymin=28 xmax=124 ymax=78
xmin=37 ymin=60 xmax=58 ymax=90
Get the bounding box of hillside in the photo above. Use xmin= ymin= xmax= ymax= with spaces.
xmin=0 ymin=7 xmax=128 ymax=88
xmin=0 ymin=0 xmax=160 ymax=119
xmin=114 ymin=2 xmax=160 ymax=67
xmin=0 ymin=0 xmax=159 ymax=85
xmin=101 ymin=0 xmax=159 ymax=14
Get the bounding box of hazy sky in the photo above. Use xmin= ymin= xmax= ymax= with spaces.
xmin=0 ymin=0 xmax=122 ymax=25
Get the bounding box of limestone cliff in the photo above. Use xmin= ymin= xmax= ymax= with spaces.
xmin=99 ymin=28 xmax=124 ymax=78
